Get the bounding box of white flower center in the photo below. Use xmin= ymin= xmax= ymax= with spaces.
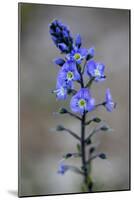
xmin=67 ymin=71 xmax=74 ymax=81
xmin=78 ymin=99 xmax=86 ymax=108
xmin=94 ymin=68 xmax=101 ymax=77
xmin=74 ymin=53 xmax=81 ymax=60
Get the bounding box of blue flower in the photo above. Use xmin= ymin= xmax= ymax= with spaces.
xmin=57 ymin=163 xmax=69 ymax=175
xmin=49 ymin=19 xmax=73 ymax=53
xmin=86 ymin=60 xmax=106 ymax=82
xmin=57 ymin=60 xmax=80 ymax=86
xmin=67 ymin=46 xmax=88 ymax=64
xmin=53 ymin=80 xmax=67 ymax=100
xmin=65 ymin=34 xmax=87 ymax=64
xmin=70 ymin=88 xmax=95 ymax=115
xmin=105 ymin=88 xmax=116 ymax=112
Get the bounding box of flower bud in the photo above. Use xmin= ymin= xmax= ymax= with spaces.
xmin=59 ymin=108 xmax=68 ymax=114
xmin=92 ymin=117 xmax=101 ymax=123
xmin=56 ymin=125 xmax=65 ymax=131
xmin=99 ymin=153 xmax=107 ymax=159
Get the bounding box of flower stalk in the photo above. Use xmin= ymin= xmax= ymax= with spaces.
xmin=49 ymin=19 xmax=116 ymax=193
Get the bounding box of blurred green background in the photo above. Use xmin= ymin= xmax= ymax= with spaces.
xmin=19 ymin=3 xmax=130 ymax=196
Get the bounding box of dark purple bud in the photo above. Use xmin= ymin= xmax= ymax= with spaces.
xmin=54 ymin=58 xmax=65 ymax=66
xmin=75 ymin=34 xmax=81 ymax=48
xmin=58 ymin=43 xmax=69 ymax=52
xmin=99 ymin=153 xmax=107 ymax=159
xmin=56 ymin=27 xmax=61 ymax=34
xmin=62 ymin=30 xmax=69 ymax=38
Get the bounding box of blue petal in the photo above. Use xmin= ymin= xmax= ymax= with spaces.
xmin=70 ymin=97 xmax=79 ymax=113
xmin=56 ymin=27 xmax=61 ymax=34
xmin=88 ymin=47 xmax=95 ymax=57
xmin=105 ymin=89 xmax=116 ymax=112
xmin=87 ymin=98 xmax=95 ymax=111
xmin=57 ymin=69 xmax=66 ymax=81
xmin=82 ymin=88 xmax=90 ymax=99
xmin=97 ymin=63 xmax=105 ymax=73
xmin=79 ymin=48 xmax=88 ymax=57
xmin=54 ymin=81 xmax=67 ymax=100
xmin=86 ymin=60 xmax=96 ymax=77
xmin=57 ymin=163 xmax=68 ymax=175
xmin=75 ymin=34 xmax=82 ymax=48
xmin=105 ymin=88 xmax=112 ymax=102
xmin=73 ymin=70 xmax=80 ymax=81
xmin=58 ymin=43 xmax=69 ymax=52
xmin=62 ymin=30 xmax=69 ymax=38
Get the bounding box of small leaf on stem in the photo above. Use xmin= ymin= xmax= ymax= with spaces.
xmin=59 ymin=108 xmax=68 ymax=114
xmin=99 ymin=153 xmax=107 ymax=159
xmin=92 ymin=117 xmax=101 ymax=123
xmin=56 ymin=125 xmax=65 ymax=131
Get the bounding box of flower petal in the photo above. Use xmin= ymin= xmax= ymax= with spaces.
xmin=75 ymin=34 xmax=82 ymax=48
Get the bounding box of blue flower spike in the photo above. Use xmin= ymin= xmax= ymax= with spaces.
xmin=49 ymin=19 xmax=116 ymax=192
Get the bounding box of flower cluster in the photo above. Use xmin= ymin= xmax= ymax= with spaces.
xmin=50 ymin=19 xmax=116 ymax=114
xmin=49 ymin=19 xmax=116 ymax=192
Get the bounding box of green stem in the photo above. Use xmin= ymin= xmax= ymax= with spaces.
xmin=81 ymin=112 xmax=88 ymax=183
xmin=85 ymin=77 xmax=95 ymax=88
xmin=82 ymin=59 xmax=87 ymax=74
xmin=66 ymin=110 xmax=82 ymax=121
xmin=62 ymin=127 xmax=81 ymax=141
xmin=77 ymin=62 xmax=93 ymax=192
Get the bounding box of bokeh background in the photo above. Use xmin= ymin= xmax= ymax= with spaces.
xmin=19 ymin=3 xmax=130 ymax=197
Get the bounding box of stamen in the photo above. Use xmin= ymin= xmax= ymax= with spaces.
xmin=94 ymin=69 xmax=101 ymax=77
xmin=78 ymin=99 xmax=86 ymax=108
xmin=74 ymin=53 xmax=81 ymax=60
xmin=67 ymin=71 xmax=74 ymax=81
